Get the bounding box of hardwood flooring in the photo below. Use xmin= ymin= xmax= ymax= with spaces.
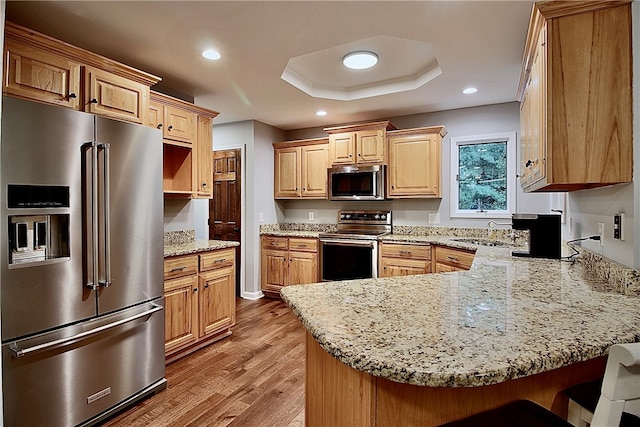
xmin=101 ymin=297 xmax=306 ymax=427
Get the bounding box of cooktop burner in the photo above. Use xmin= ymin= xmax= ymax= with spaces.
xmin=319 ymin=210 xmax=392 ymax=240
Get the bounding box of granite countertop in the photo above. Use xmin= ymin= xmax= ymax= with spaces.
xmin=280 ymin=238 xmax=640 ymax=388
xmin=164 ymin=239 xmax=239 ymax=258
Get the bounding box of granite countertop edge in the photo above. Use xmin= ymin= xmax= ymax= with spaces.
xmin=164 ymin=239 xmax=239 ymax=258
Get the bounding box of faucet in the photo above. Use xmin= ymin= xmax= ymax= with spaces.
xmin=487 ymin=220 xmax=512 ymax=239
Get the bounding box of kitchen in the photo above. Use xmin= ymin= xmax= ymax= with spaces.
xmin=0 ymin=0 xmax=639 ymax=426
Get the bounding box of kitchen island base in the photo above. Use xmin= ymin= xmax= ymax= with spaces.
xmin=305 ymin=333 xmax=606 ymax=427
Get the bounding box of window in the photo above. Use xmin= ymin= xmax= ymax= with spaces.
xmin=450 ymin=132 xmax=516 ymax=218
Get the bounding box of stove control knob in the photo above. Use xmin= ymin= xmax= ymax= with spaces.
xmin=340 ymin=214 xmax=346 ymax=219
xmin=345 ymin=214 xmax=351 ymax=219
xmin=380 ymin=214 xmax=386 ymax=220
xmin=374 ymin=214 xmax=380 ymax=219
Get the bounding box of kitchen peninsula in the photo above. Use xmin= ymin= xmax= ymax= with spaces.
xmin=281 ymin=237 xmax=640 ymax=426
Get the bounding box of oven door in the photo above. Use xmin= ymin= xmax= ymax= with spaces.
xmin=320 ymin=238 xmax=377 ymax=281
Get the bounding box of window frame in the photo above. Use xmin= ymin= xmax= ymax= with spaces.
xmin=449 ymin=132 xmax=517 ymax=219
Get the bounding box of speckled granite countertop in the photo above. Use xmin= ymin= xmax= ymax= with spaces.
xmin=280 ymin=239 xmax=640 ymax=388
xmin=163 ymin=230 xmax=239 ymax=258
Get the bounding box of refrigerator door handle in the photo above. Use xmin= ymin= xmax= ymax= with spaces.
xmin=9 ymin=303 xmax=163 ymax=358
xmin=82 ymin=141 xmax=100 ymax=291
xmin=99 ymin=142 xmax=111 ymax=288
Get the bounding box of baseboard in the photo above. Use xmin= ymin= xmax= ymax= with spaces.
xmin=241 ymin=290 xmax=264 ymax=300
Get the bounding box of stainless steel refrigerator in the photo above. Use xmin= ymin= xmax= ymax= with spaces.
xmin=0 ymin=96 xmax=166 ymax=426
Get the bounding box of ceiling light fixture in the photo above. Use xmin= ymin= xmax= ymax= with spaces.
xmin=202 ymin=49 xmax=221 ymax=60
xmin=316 ymin=110 xmax=327 ymax=116
xmin=463 ymin=87 xmax=478 ymax=94
xmin=342 ymin=51 xmax=379 ymax=70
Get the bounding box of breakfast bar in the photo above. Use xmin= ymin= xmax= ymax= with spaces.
xmin=281 ymin=240 xmax=640 ymax=426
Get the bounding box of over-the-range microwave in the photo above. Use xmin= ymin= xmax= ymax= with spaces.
xmin=328 ymin=165 xmax=385 ymax=201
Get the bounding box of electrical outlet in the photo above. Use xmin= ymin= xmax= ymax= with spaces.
xmin=428 ymin=213 xmax=440 ymax=224
xmin=259 ymin=212 xmax=264 ymax=222
xmin=614 ymin=213 xmax=625 ymax=241
xmin=308 ymin=211 xmax=315 ymax=221
xmin=598 ymin=222 xmax=604 ymax=246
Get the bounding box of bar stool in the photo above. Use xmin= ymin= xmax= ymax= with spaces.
xmin=440 ymin=343 xmax=640 ymax=427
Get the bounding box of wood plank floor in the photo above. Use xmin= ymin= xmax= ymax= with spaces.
xmin=101 ymin=297 xmax=305 ymax=427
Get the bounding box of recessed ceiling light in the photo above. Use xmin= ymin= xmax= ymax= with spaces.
xmin=463 ymin=87 xmax=478 ymax=94
xmin=342 ymin=51 xmax=378 ymax=70
xmin=202 ymin=49 xmax=221 ymax=60
xmin=316 ymin=110 xmax=327 ymax=116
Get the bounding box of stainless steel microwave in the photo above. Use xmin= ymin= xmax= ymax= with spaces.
xmin=328 ymin=165 xmax=385 ymax=201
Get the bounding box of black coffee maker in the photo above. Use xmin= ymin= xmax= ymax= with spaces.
xmin=511 ymin=213 xmax=561 ymax=259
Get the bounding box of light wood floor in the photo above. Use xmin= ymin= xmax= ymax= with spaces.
xmin=101 ymin=297 xmax=305 ymax=427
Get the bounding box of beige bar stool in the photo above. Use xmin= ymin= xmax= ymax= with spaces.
xmin=440 ymin=343 xmax=640 ymax=427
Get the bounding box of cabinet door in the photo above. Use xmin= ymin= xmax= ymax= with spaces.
xmin=302 ymin=144 xmax=328 ymax=198
xmin=164 ymin=274 xmax=199 ymax=353
xmin=520 ymin=27 xmax=546 ymax=188
xmin=330 ymin=133 xmax=356 ymax=165
xmin=288 ymin=250 xmax=318 ymax=286
xmin=261 ymin=248 xmax=288 ymax=293
xmin=85 ymin=66 xmax=147 ymax=124
xmin=196 ymin=115 xmax=213 ymax=198
xmin=434 ymin=263 xmax=458 ymax=273
xmin=163 ymin=105 xmax=196 ymax=144
xmin=4 ymin=39 xmax=81 ymax=110
xmin=274 ymin=147 xmax=301 ymax=198
xmin=147 ymin=99 xmax=163 ymax=129
xmin=356 ymin=129 xmax=385 ymax=164
xmin=199 ymin=266 xmax=236 ymax=337
xmin=388 ymin=132 xmax=441 ymax=198
xmin=380 ymin=257 xmax=431 ymax=278
xmin=434 ymin=246 xmax=475 ymax=271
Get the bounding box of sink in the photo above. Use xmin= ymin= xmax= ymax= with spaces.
xmin=451 ymin=238 xmax=510 ymax=247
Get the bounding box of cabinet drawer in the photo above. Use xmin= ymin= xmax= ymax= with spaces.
xmin=380 ymin=242 xmax=430 ymax=260
xmin=200 ymin=248 xmax=235 ymax=272
xmin=262 ymin=236 xmax=288 ymax=250
xmin=435 ymin=246 xmax=475 ymax=269
xmin=164 ymin=255 xmax=199 ymax=280
xmin=288 ymin=238 xmax=318 ymax=253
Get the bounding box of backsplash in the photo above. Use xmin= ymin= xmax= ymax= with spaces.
xmin=570 ymin=245 xmax=640 ymax=296
xmin=164 ymin=229 xmax=195 ymax=245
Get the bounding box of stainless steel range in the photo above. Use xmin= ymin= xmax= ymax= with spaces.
xmin=319 ymin=210 xmax=391 ymax=281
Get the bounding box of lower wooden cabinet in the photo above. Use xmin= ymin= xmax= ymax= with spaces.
xmin=261 ymin=236 xmax=318 ymax=296
xmin=433 ymin=245 xmax=475 ymax=273
xmin=163 ymin=247 xmax=236 ymax=362
xmin=379 ymin=242 xmax=431 ymax=277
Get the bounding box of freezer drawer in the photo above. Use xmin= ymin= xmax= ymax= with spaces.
xmin=2 ymin=300 xmax=166 ymax=427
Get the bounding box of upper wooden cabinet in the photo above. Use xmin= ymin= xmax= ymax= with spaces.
xmin=324 ymin=121 xmax=395 ymax=166
xmin=273 ymin=138 xmax=329 ymax=199
xmin=3 ymin=22 xmax=160 ymax=124
xmin=517 ymin=1 xmax=633 ymax=192
xmin=150 ymin=91 xmax=219 ymax=199
xmin=387 ymin=126 xmax=446 ymax=198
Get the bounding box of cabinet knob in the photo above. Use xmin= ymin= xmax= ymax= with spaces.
xmin=204 ymin=284 xmax=209 ymax=289
xmin=69 ymin=93 xmax=77 ymax=99
xmin=525 ymin=159 xmax=533 ymax=167
xmin=202 ymin=182 xmax=207 ymax=187
xmin=90 ymin=98 xmax=98 ymax=104
xmin=157 ymin=123 xmax=163 ymax=129
xmin=193 ymin=288 xmax=198 ymax=292
xmin=168 ymin=125 xmax=173 ymax=131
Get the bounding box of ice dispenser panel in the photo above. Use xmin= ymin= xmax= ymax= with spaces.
xmin=6 ymin=185 xmax=70 ymax=266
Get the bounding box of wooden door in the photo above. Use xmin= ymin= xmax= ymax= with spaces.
xmin=209 ymin=149 xmax=242 ymax=292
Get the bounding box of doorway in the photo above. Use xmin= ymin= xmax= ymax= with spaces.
xmin=209 ymin=149 xmax=242 ymax=295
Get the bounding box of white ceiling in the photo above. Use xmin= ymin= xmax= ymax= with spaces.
xmin=5 ymin=1 xmax=534 ymax=131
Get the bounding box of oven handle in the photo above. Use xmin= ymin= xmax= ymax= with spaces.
xmin=320 ymin=239 xmax=376 ymax=248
